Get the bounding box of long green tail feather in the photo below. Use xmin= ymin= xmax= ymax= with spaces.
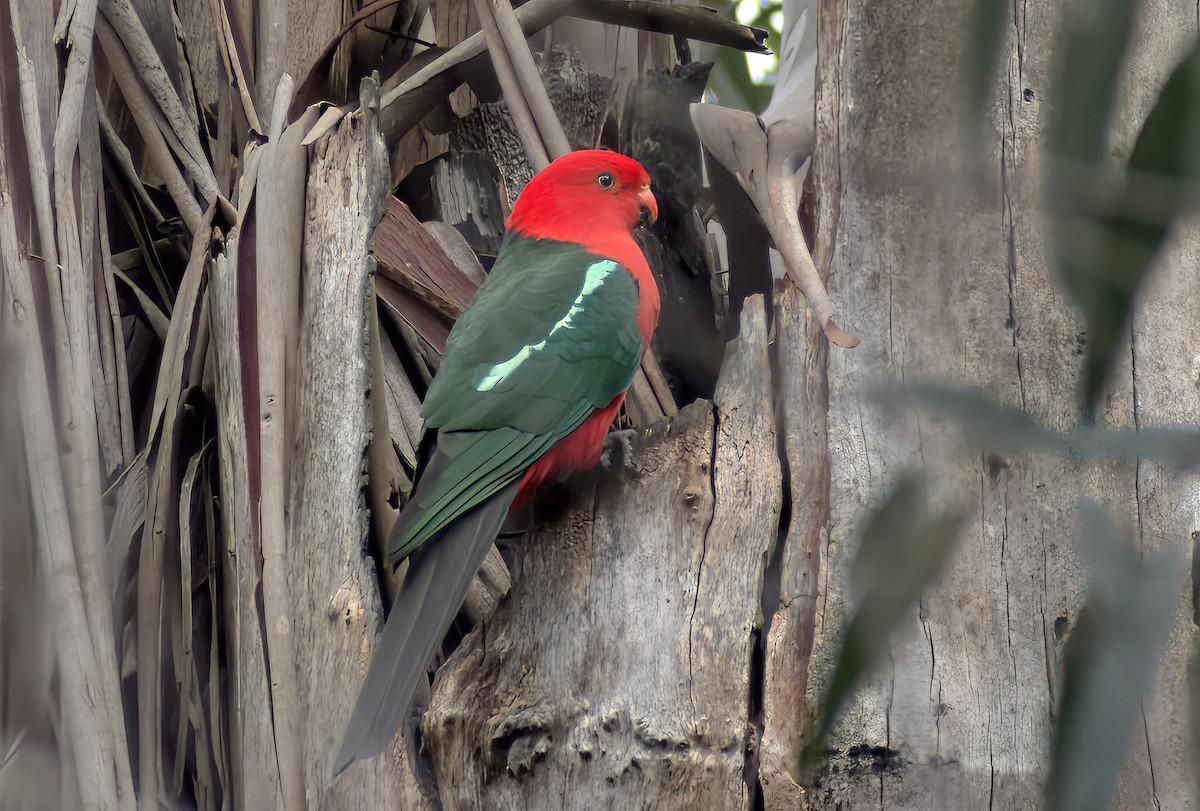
xmin=386 ymin=426 xmax=567 ymax=564
xmin=333 ymin=480 xmax=519 ymax=776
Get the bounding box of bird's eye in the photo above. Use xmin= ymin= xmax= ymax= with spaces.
xmin=597 ymin=172 xmax=614 ymax=188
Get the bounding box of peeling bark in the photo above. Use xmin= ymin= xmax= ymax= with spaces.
xmin=760 ymin=283 xmax=829 ymax=810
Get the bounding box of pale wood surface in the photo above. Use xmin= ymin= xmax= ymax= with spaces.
xmin=760 ymin=283 xmax=829 ymax=810
xmin=210 ymin=237 xmax=285 ymax=811
xmin=1109 ymin=8 xmax=1200 ymax=811
xmin=286 ymin=102 xmax=440 ymax=809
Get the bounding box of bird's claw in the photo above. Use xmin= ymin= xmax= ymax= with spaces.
xmin=600 ymin=428 xmax=639 ymax=472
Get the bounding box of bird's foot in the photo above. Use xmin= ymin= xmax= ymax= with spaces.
xmin=600 ymin=428 xmax=639 ymax=472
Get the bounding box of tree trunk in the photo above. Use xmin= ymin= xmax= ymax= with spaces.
xmin=398 ymin=0 xmax=1200 ymax=808
xmin=782 ymin=0 xmax=1200 ymax=808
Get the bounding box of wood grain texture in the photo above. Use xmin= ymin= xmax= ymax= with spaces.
xmin=757 ymin=10 xmax=847 ymax=793
xmin=420 ymin=295 xmax=780 ymax=809
xmin=174 ymin=0 xmax=220 ymax=114
xmin=209 ymin=238 xmax=285 ymax=811
xmin=375 ymin=196 xmax=482 ymax=318
xmin=255 ymin=90 xmax=311 ymax=811
xmin=1105 ymin=8 xmax=1200 ymax=810
xmin=287 ymin=97 xmax=438 ymax=809
xmin=281 ymin=0 xmax=347 ymax=110
xmin=800 ymin=0 xmax=1199 ymax=807
xmin=436 ymin=0 xmax=476 ymax=117
xmin=0 ymin=98 xmax=129 ymax=811
xmin=760 ymin=283 xmax=828 ymax=810
xmin=807 ymin=0 xmax=1084 ymax=803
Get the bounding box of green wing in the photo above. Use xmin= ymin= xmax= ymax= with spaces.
xmin=386 ymin=236 xmax=644 ymax=563
xmin=423 ymin=236 xmax=644 ymax=432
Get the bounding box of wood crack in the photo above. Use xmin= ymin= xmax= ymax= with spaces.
xmin=988 ymin=738 xmax=996 ymax=811
xmin=1000 ymin=477 xmax=1016 ymax=679
xmin=1142 ymin=700 xmax=1161 ymax=806
xmin=918 ymin=596 xmax=939 ymax=758
xmin=1131 ymin=323 xmax=1146 ymax=553
xmin=686 ymin=402 xmax=720 ymax=715
xmin=1001 ymin=5 xmax=1027 ymax=412
xmin=1141 ymin=704 xmax=1162 ymax=811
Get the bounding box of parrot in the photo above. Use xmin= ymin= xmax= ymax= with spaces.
xmin=334 ymin=150 xmax=660 ymax=775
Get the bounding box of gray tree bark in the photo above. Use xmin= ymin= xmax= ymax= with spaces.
xmin=786 ymin=0 xmax=1200 ymax=808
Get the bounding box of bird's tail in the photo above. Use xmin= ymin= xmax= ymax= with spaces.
xmin=332 ymin=482 xmax=519 ymax=776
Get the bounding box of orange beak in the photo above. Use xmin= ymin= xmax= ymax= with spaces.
xmin=638 ymin=184 xmax=658 ymax=224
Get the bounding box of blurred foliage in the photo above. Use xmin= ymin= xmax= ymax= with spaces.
xmin=962 ymin=0 xmax=1200 ymax=417
xmin=1047 ymin=0 xmax=1136 ymax=166
xmin=885 ymin=383 xmax=1200 ymax=470
xmin=805 ymin=474 xmax=965 ymax=767
xmin=1045 ymin=502 xmax=1180 ymax=811
xmin=815 ymin=1 xmax=1200 ymax=806
xmin=1048 ymin=5 xmax=1200 ymax=417
xmin=819 ymin=383 xmax=1194 ymax=807
xmin=860 ymin=382 xmax=1195 ymax=811
xmin=962 ymin=0 xmax=1008 ymax=137
xmin=1043 ymin=24 xmax=1200 ymax=809
xmin=705 ymin=0 xmax=782 ymax=112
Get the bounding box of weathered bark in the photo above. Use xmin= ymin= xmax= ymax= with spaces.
xmin=783 ymin=0 xmax=1200 ymax=808
xmin=760 ymin=283 xmax=828 ymax=809
xmin=1109 ymin=9 xmax=1200 ymax=811
xmin=286 ymin=99 xmax=442 ymax=809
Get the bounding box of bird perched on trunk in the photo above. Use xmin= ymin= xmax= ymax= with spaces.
xmin=335 ymin=150 xmax=660 ymax=775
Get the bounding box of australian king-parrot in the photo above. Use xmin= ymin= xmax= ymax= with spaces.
xmin=334 ymin=150 xmax=660 ymax=774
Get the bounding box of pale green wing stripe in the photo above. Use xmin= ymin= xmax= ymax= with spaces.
xmin=475 ymin=260 xmax=619 ymax=392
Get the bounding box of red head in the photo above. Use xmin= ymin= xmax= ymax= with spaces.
xmin=506 ymin=150 xmax=658 ymax=244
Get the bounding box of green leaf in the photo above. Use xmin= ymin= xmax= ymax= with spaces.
xmin=961 ymin=0 xmax=1008 ymax=137
xmin=709 ymin=47 xmax=773 ymax=113
xmin=1080 ymin=423 xmax=1200 ymax=466
xmin=808 ymin=473 xmax=964 ymax=759
xmin=1046 ymin=0 xmax=1135 ymax=165
xmin=1069 ymin=39 xmax=1200 ymax=408
xmin=1045 ymin=502 xmax=1181 ymax=811
xmin=849 ymin=474 xmax=928 ymax=595
xmin=1049 ymin=20 xmax=1200 ymax=415
xmin=1128 ymin=41 xmax=1200 ymax=182
xmin=1044 ymin=0 xmax=1134 ymax=414
xmin=888 ymin=382 xmax=1200 ymax=469
xmin=879 ymin=383 xmax=1068 ymax=458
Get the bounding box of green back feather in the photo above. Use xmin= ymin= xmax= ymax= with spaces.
xmin=387 ymin=236 xmax=643 ymax=564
